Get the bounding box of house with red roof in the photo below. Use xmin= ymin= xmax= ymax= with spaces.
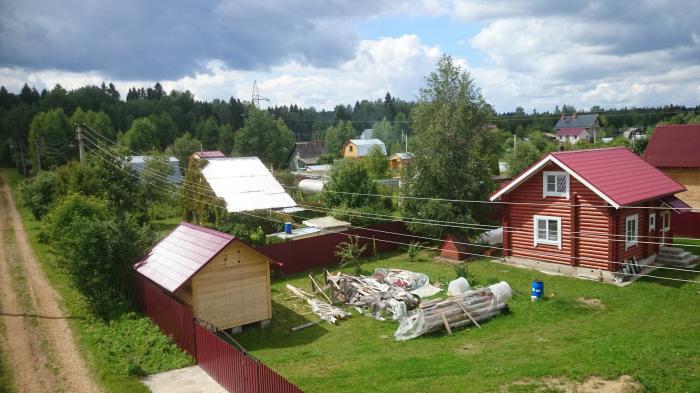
xmin=554 ymin=113 xmax=601 ymax=144
xmin=490 ymin=147 xmax=694 ymax=280
xmin=642 ymin=124 xmax=700 ymax=209
xmin=134 ymin=222 xmax=272 ymax=330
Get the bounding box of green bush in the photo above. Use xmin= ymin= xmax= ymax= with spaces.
xmin=46 ymin=193 xmax=153 ymax=318
xmin=20 ymin=171 xmax=57 ymax=219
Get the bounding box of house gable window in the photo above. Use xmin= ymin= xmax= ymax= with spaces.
xmin=533 ymin=215 xmax=562 ymax=249
xmin=649 ymin=212 xmax=656 ymax=232
xmin=543 ymin=171 xmax=569 ymax=198
xmin=625 ymin=214 xmax=638 ymax=250
xmin=348 ymin=145 xmax=354 ymax=152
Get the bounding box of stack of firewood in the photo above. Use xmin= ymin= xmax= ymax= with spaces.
xmin=394 ymin=282 xmax=511 ymax=341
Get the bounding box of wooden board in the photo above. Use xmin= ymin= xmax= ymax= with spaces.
xmin=192 ymin=240 xmax=272 ymax=330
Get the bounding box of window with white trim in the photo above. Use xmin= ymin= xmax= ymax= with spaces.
xmin=543 ymin=171 xmax=569 ymax=198
xmin=649 ymin=212 xmax=656 ymax=232
xmin=533 ymin=215 xmax=562 ymax=249
xmin=625 ymin=214 xmax=638 ymax=250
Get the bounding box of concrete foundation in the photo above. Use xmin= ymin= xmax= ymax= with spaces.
xmin=500 ymin=253 xmax=659 ymax=285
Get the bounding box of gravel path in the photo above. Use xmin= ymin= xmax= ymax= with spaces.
xmin=0 ymin=173 xmax=102 ymax=393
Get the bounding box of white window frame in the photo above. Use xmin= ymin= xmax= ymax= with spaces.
xmin=533 ymin=215 xmax=562 ymax=249
xmin=625 ymin=214 xmax=639 ymax=250
xmin=661 ymin=211 xmax=670 ymax=233
xmin=649 ymin=212 xmax=656 ymax=232
xmin=542 ymin=171 xmax=570 ymax=198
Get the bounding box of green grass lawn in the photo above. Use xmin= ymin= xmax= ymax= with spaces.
xmin=674 ymin=237 xmax=700 ymax=256
xmin=235 ymin=251 xmax=700 ymax=393
xmin=3 ymin=169 xmax=193 ymax=392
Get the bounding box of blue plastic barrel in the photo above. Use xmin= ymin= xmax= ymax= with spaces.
xmin=284 ymin=222 xmax=292 ymax=234
xmin=531 ymin=280 xmax=544 ymax=300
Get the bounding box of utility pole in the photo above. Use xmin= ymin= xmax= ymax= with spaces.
xmin=9 ymin=143 xmax=19 ymax=173
xmin=76 ymin=124 xmax=86 ymax=164
xmin=513 ymin=134 xmax=517 ymax=150
xmin=34 ymin=139 xmax=42 ymax=172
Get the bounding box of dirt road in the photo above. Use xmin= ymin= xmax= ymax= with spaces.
xmin=0 ymin=173 xmax=101 ymax=393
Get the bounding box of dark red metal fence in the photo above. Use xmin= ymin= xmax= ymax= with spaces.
xmin=134 ymin=273 xmax=196 ymax=358
xmin=195 ymin=324 xmax=303 ymax=393
xmin=672 ymin=212 xmax=700 ymax=238
xmin=257 ymin=222 xmax=410 ymax=274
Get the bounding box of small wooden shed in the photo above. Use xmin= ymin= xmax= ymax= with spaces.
xmin=134 ymin=222 xmax=271 ymax=330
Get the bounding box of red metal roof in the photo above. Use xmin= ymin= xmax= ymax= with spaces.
xmin=491 ymin=147 xmax=686 ymax=207
xmin=642 ymin=124 xmax=700 ymax=168
xmin=195 ymin=150 xmax=226 ymax=158
xmin=556 ymin=127 xmax=587 ymax=137
xmin=134 ymin=222 xmax=235 ymax=293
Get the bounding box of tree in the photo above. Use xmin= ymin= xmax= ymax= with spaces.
xmin=234 ymin=108 xmax=294 ymax=167
xmin=140 ymin=151 xmax=175 ymax=206
xmin=363 ymin=145 xmax=389 ymax=179
xmin=324 ymin=120 xmax=356 ymax=157
xmin=121 ymin=117 xmax=159 ymax=152
xmin=20 ymin=171 xmax=57 ymax=219
xmin=401 ymin=55 xmax=495 ymax=238
xmin=323 ymin=160 xmax=378 ymax=208
xmin=216 ymin=123 xmax=235 ymax=155
xmin=28 ymin=108 xmax=73 ymax=169
xmin=172 ymin=132 xmax=201 ymax=171
xmin=149 ymin=112 xmax=178 ymax=149
xmin=71 ymin=108 xmax=116 ymax=140
xmin=505 ymin=139 xmax=541 ymax=176
xmin=335 ymin=236 xmax=367 ymax=276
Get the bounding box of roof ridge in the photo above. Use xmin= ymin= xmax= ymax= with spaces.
xmin=553 ymin=146 xmax=628 ymax=154
xmin=179 ymin=221 xmax=235 ymax=240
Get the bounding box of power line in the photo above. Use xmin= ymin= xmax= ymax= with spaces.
xmin=82 ymin=142 xmax=700 ymax=278
xmin=81 ymin=128 xmax=698 ymax=248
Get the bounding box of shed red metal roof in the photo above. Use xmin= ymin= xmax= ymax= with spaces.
xmin=556 ymin=127 xmax=587 ymax=137
xmin=134 ymin=222 xmax=235 ymax=293
xmin=491 ymin=147 xmax=686 ymax=207
xmin=194 ymin=150 xmax=226 ymax=158
xmin=642 ymin=124 xmax=700 ymax=168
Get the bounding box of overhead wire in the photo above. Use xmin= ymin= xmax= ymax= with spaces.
xmin=80 ymin=137 xmax=700 ymax=277
xmin=80 ymin=127 xmax=699 ymax=248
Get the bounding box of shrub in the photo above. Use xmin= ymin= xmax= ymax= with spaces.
xmin=408 ymin=241 xmax=420 ymax=261
xmin=20 ymin=171 xmax=57 ymax=219
xmin=336 ymin=236 xmax=367 ymax=276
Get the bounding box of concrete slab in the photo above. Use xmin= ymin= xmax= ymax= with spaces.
xmin=142 ymin=366 xmax=227 ymax=393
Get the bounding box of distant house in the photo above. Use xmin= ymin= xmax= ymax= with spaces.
xmin=360 ymin=128 xmax=374 ymax=140
xmin=642 ymin=124 xmax=700 ymax=209
xmin=343 ymin=139 xmax=387 ymax=158
xmin=490 ymin=147 xmax=691 ymax=280
xmin=623 ymin=127 xmax=645 ymax=140
xmin=191 ymin=150 xmax=225 ymax=160
xmin=134 ymin=222 xmax=272 ymax=330
xmin=389 ymin=152 xmax=413 ymax=171
xmin=126 ymin=155 xmax=182 ymax=183
xmin=554 ymin=113 xmax=601 ymax=144
xmin=287 ymin=141 xmax=325 ymax=171
xmin=199 ymin=156 xmax=296 ymax=212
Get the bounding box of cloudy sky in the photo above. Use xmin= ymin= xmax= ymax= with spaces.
xmin=1 ymin=0 xmax=699 ymax=112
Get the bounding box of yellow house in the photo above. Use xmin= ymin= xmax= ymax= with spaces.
xmin=343 ymin=139 xmax=387 ymax=159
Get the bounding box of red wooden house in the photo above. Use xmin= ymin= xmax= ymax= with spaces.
xmin=490 ymin=147 xmax=691 ymax=279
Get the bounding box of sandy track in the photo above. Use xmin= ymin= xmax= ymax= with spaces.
xmin=0 ymin=173 xmax=101 ymax=393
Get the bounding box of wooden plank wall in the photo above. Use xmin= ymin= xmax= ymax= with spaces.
xmin=192 ymin=240 xmax=271 ymax=330
xmin=505 ymin=163 xmax=610 ymax=269
xmin=662 ymin=168 xmax=700 ymax=209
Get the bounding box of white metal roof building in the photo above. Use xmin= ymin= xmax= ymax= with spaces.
xmin=126 ymin=155 xmax=183 ymax=184
xmin=200 ymin=157 xmax=297 ymax=212
xmin=345 ymin=139 xmax=387 ymax=156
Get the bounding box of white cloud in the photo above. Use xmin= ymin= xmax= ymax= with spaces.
xmin=0 ymin=35 xmax=444 ymax=110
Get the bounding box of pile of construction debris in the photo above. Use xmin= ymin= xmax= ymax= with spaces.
xmin=394 ymin=282 xmax=512 ymax=341
xmin=286 ymin=284 xmax=351 ymax=324
xmin=326 ymin=271 xmax=421 ymax=320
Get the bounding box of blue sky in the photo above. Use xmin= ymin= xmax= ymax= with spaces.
xmin=1 ymin=0 xmax=698 ymax=112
